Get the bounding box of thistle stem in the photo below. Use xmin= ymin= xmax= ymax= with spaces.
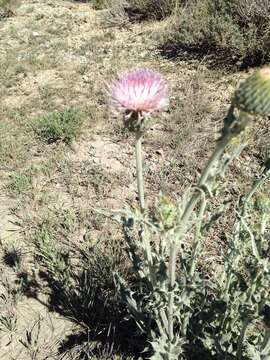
xmin=189 ymin=194 xmax=206 ymax=276
xmin=168 ymin=241 xmax=177 ymax=341
xmin=236 ymin=317 xmax=250 ymax=359
xmin=261 ymin=328 xmax=270 ymax=359
xmin=178 ymin=135 xmax=230 ymax=235
xmin=198 ymin=135 xmax=230 ymax=187
xmin=135 ymin=130 xmax=145 ymax=213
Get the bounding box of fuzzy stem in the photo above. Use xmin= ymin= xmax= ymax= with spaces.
xmin=168 ymin=241 xmax=177 ymax=341
xmin=177 ymin=135 xmax=230 ymax=238
xmin=198 ymin=135 xmax=230 ymax=187
xmin=235 ymin=275 xmax=259 ymax=359
xmin=143 ymin=230 xmax=156 ymax=286
xmin=261 ymin=328 xmax=270 ymax=359
xmin=236 ymin=317 xmax=250 ymax=359
xmin=135 ymin=131 xmax=145 ymax=213
xmin=160 ymin=308 xmax=169 ymax=334
xmin=189 ymin=194 xmax=206 ymax=276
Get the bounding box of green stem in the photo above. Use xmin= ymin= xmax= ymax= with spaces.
xmin=236 ymin=317 xmax=250 ymax=359
xmin=160 ymin=308 xmax=169 ymax=335
xmin=189 ymin=194 xmax=206 ymax=276
xmin=198 ymin=136 xmax=230 ymax=187
xmin=177 ymin=135 xmax=230 ymax=238
xmin=236 ymin=275 xmax=260 ymax=359
xmin=261 ymin=328 xmax=270 ymax=359
xmin=168 ymin=241 xmax=177 ymax=341
xmin=135 ymin=130 xmax=145 ymax=213
xmin=144 ymin=230 xmax=156 ymax=286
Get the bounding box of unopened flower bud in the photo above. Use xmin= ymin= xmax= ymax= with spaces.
xmin=234 ymin=68 xmax=270 ymax=116
xmin=157 ymin=195 xmax=176 ymax=230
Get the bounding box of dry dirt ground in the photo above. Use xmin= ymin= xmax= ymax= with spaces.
xmin=0 ymin=0 xmax=269 ymax=359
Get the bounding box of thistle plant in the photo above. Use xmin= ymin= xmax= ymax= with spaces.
xmin=106 ymin=67 xmax=270 ymax=359
xmin=107 ymin=68 xmax=169 ymax=212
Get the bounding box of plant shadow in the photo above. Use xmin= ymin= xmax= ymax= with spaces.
xmin=157 ymin=42 xmax=268 ymax=72
xmin=14 ymin=245 xmax=146 ymax=359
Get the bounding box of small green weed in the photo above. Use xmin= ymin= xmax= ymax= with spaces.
xmin=13 ymin=64 xmax=26 ymax=76
xmin=19 ymin=319 xmax=42 ymax=359
xmin=33 ymin=224 xmax=69 ymax=278
xmin=0 ymin=311 xmax=17 ymax=333
xmin=0 ymin=0 xmax=11 ymax=9
xmin=6 ymin=170 xmax=33 ymax=196
xmin=33 ymin=108 xmax=83 ymax=144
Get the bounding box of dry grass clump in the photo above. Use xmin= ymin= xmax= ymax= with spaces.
xmin=101 ymin=0 xmax=176 ymax=27
xmin=234 ymin=0 xmax=270 ymax=24
xmin=27 ymin=206 xmax=139 ymax=358
xmin=124 ymin=0 xmax=176 ymax=20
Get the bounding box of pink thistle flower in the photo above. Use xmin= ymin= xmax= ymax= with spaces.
xmin=107 ymin=68 xmax=169 ymax=117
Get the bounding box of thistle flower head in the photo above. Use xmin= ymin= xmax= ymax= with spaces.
xmin=107 ymin=68 xmax=169 ymax=117
xmin=234 ymin=67 xmax=270 ymax=116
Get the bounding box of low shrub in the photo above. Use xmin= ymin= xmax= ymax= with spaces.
xmin=163 ymin=0 xmax=270 ymax=67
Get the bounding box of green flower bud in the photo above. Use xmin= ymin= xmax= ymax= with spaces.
xmin=157 ymin=195 xmax=176 ymax=230
xmin=234 ymin=68 xmax=270 ymax=116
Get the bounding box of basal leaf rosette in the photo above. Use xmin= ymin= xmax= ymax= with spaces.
xmin=234 ymin=67 xmax=270 ymax=116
